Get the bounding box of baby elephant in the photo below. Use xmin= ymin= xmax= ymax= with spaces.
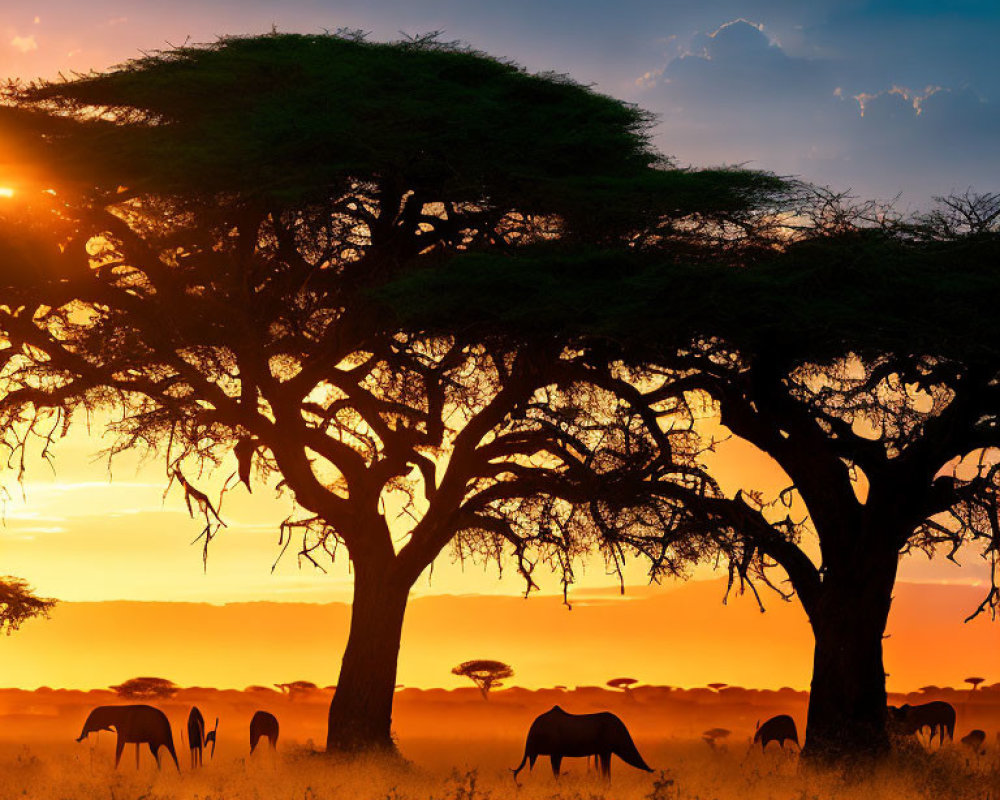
xmin=250 ymin=710 xmax=279 ymax=754
xmin=187 ymin=706 xmax=218 ymax=768
xmin=961 ymin=729 xmax=986 ymax=755
xmin=512 ymin=705 xmax=652 ymax=781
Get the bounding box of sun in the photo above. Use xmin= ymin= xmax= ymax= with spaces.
xmin=0 ymin=187 xmax=14 ymax=198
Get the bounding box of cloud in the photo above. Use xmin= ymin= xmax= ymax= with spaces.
xmin=1 ymin=2 xmax=997 ymax=206
xmin=637 ymin=18 xmax=1000 ymax=203
xmin=10 ymin=34 xmax=38 ymax=53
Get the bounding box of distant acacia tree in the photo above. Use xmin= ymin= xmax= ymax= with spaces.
xmin=702 ymin=727 xmax=730 ymax=749
xmin=607 ymin=677 xmax=638 ymax=697
xmin=452 ymin=660 xmax=514 ymax=699
xmin=110 ymin=677 xmax=178 ymax=699
xmin=0 ymin=577 xmax=54 ymax=634
xmin=275 ymin=680 xmax=319 ymax=700
xmin=966 ymin=677 xmax=985 ymax=692
xmin=0 ymin=33 xmax=780 ymax=753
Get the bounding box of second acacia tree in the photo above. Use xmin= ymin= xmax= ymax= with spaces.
xmin=387 ymin=193 xmax=1000 ymax=762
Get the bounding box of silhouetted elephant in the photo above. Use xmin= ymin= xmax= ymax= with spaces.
xmin=249 ymin=710 xmax=279 ymax=754
xmin=187 ymin=706 xmax=218 ymax=768
xmin=511 ymin=705 xmax=652 ymax=780
xmin=753 ymin=715 xmax=799 ymax=751
xmin=888 ymin=701 xmax=955 ymax=745
xmin=961 ymin=729 xmax=986 ymax=755
xmin=205 ymin=723 xmax=218 ymax=755
xmin=76 ymin=704 xmax=179 ymax=770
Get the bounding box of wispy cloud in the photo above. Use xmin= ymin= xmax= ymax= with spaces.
xmin=10 ymin=34 xmax=38 ymax=53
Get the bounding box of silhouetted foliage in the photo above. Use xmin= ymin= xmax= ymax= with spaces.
xmin=966 ymin=677 xmax=985 ymax=691
xmin=0 ymin=577 xmax=55 ymax=634
xmin=702 ymin=727 xmax=730 ymax=748
xmin=452 ymin=660 xmax=514 ymax=700
xmin=380 ymin=188 xmax=1000 ymax=764
xmin=0 ymin=32 xmax=784 ymax=754
xmin=275 ymin=681 xmax=319 ymax=700
xmin=109 ymin=677 xmax=179 ymax=699
xmin=607 ymin=677 xmax=638 ymax=695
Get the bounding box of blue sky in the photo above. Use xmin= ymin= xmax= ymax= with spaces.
xmin=3 ymin=1 xmax=998 ymax=205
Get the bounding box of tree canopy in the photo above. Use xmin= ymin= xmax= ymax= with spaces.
xmin=452 ymin=659 xmax=514 ymax=699
xmin=109 ymin=676 xmax=179 ymax=699
xmin=0 ymin=577 xmax=55 ymax=635
xmin=379 ymin=224 xmax=1000 ymax=366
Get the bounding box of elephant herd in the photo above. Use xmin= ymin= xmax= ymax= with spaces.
xmin=512 ymin=706 xmax=800 ymax=781
xmin=513 ymin=700 xmax=988 ymax=782
xmin=75 ymin=705 xmax=279 ymax=770
xmin=74 ymin=698 xmax=989 ymax=779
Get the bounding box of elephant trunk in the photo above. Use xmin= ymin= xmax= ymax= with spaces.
xmin=165 ymin=738 xmax=180 ymax=772
xmin=615 ymin=736 xmax=653 ymax=772
xmin=511 ymin=749 xmax=530 ymax=780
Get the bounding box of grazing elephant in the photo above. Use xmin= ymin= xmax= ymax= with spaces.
xmin=187 ymin=706 xmax=218 ymax=768
xmin=961 ymin=729 xmax=986 ymax=755
xmin=888 ymin=701 xmax=955 ymax=745
xmin=753 ymin=715 xmax=799 ymax=751
xmin=249 ymin=710 xmax=279 ymax=754
xmin=76 ymin=705 xmax=179 ymax=770
xmin=511 ymin=705 xmax=652 ymax=780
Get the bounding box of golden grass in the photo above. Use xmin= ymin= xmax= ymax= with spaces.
xmin=0 ymin=687 xmax=997 ymax=799
xmin=0 ymin=735 xmax=996 ymax=800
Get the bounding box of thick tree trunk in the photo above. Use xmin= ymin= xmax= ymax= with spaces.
xmin=326 ymin=565 xmax=410 ymax=754
xmin=801 ymin=549 xmax=898 ymax=764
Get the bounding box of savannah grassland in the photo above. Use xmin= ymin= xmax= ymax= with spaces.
xmin=0 ymin=686 xmax=998 ymax=800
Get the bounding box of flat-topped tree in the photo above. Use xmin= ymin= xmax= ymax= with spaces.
xmin=275 ymin=681 xmax=319 ymax=701
xmin=452 ymin=660 xmax=514 ymax=700
xmin=110 ymin=677 xmax=178 ymax=699
xmin=608 ymin=677 xmax=639 ymax=695
xmin=0 ymin=577 xmax=55 ymax=634
xmin=381 ymin=191 xmax=1000 ymax=764
xmin=0 ymin=33 xmax=781 ymax=754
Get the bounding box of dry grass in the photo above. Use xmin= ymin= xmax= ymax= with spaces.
xmin=0 ymin=687 xmax=998 ymax=799
xmin=0 ymin=735 xmax=996 ymax=800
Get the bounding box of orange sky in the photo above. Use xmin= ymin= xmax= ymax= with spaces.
xmin=0 ymin=409 xmax=988 ymax=693
xmin=0 ymin=411 xmax=987 ymax=605
xmin=0 ymin=579 xmax=995 ymax=694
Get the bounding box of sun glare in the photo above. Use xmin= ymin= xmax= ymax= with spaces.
xmin=0 ymin=187 xmax=14 ymax=198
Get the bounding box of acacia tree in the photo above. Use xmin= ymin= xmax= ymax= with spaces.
xmin=607 ymin=677 xmax=639 ymax=700
xmin=110 ymin=676 xmax=179 ymax=699
xmin=0 ymin=33 xmax=780 ymax=752
xmin=275 ymin=680 xmax=319 ymax=701
xmin=0 ymin=576 xmax=55 ymax=634
xmin=383 ymin=192 xmax=1000 ymax=763
xmin=452 ymin=659 xmax=513 ymax=699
